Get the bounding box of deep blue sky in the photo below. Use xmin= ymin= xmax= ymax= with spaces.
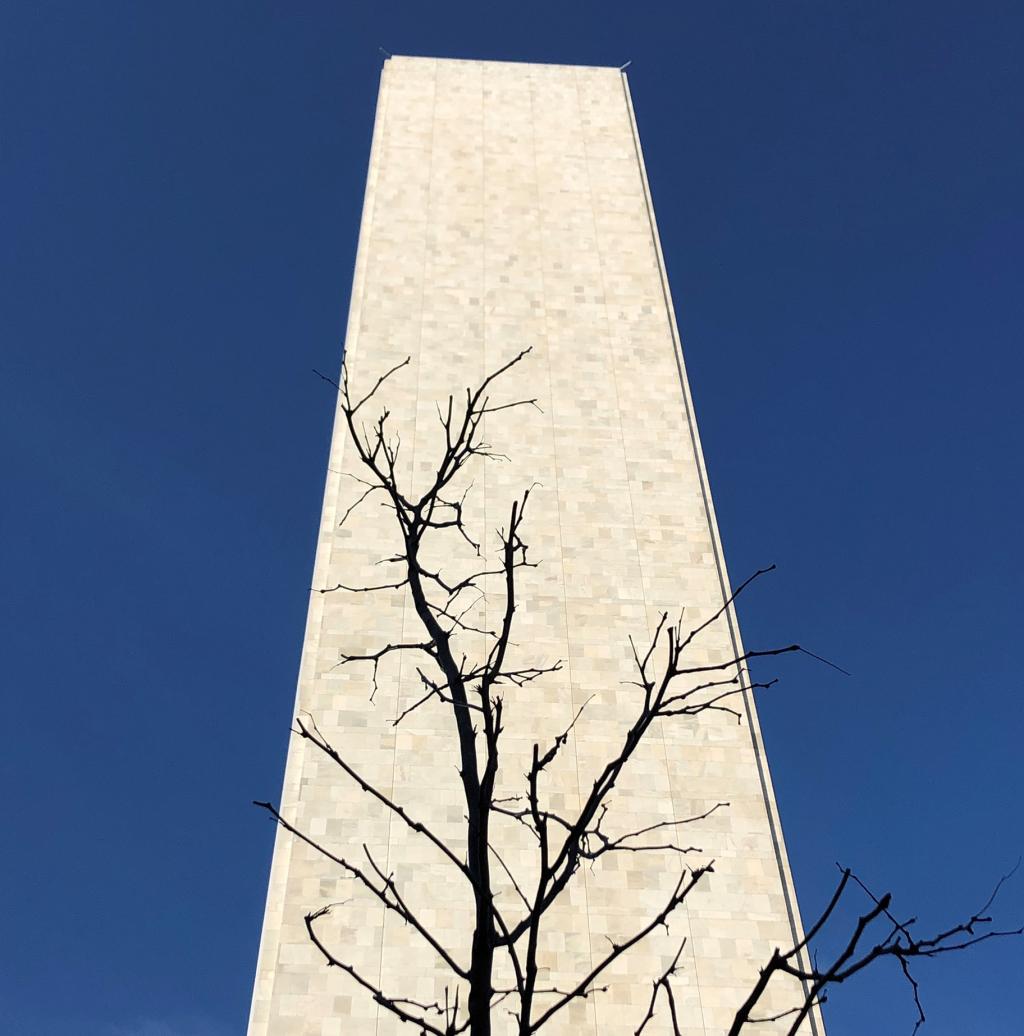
xmin=3 ymin=3 xmax=1022 ymax=1034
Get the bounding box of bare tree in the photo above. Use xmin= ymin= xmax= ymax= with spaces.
xmin=256 ymin=350 xmax=1019 ymax=1036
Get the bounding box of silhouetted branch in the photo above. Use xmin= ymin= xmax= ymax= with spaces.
xmin=634 ymin=940 xmax=687 ymax=1036
xmin=287 ymin=714 xmax=473 ymax=886
xmin=332 ymin=639 xmax=435 ymax=702
xmin=258 ymin=353 xmax=1022 ymax=1036
xmin=305 ymin=904 xmax=451 ymax=1036
xmin=256 ymin=800 xmax=467 ymax=979
xmin=529 ymin=867 xmax=711 ymax=1032
xmin=727 ymin=862 xmax=1024 ymax=1035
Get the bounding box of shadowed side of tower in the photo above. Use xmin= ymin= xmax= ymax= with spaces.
xmin=248 ymin=55 xmax=823 ymax=1036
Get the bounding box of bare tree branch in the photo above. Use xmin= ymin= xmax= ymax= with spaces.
xmin=263 ymin=352 xmax=1023 ymax=1036
xmin=256 ymin=800 xmax=468 ymax=979
xmin=635 ymin=940 xmax=687 ymax=1036
xmin=305 ymin=904 xmax=451 ymax=1036
xmin=529 ymin=867 xmax=711 ymax=1032
xmin=727 ymin=862 xmax=1024 ymax=1036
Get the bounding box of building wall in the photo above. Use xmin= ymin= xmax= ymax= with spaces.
xmin=249 ymin=56 xmax=822 ymax=1036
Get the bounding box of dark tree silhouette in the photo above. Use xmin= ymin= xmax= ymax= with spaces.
xmin=256 ymin=350 xmax=1020 ymax=1036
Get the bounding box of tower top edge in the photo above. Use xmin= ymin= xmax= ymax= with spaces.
xmin=385 ymin=54 xmax=627 ymax=74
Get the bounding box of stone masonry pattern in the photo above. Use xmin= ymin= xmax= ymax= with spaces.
xmin=247 ymin=56 xmax=823 ymax=1036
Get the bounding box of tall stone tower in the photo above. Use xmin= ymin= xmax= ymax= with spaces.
xmin=249 ymin=56 xmax=822 ymax=1036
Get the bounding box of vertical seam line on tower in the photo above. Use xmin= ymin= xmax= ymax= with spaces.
xmin=528 ymin=65 xmax=600 ymax=1035
xmin=575 ymin=66 xmax=709 ymax=1036
xmin=372 ymin=57 xmax=439 ymax=1036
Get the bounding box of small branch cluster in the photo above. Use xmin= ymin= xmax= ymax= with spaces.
xmin=729 ymin=861 xmax=1023 ymax=1036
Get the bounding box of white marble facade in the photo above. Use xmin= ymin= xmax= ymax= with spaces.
xmin=248 ymin=56 xmax=824 ymax=1036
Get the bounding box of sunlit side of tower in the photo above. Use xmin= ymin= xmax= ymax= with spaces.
xmin=248 ymin=56 xmax=823 ymax=1036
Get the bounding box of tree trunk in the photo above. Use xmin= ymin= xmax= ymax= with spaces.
xmin=467 ymin=801 xmax=493 ymax=1036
